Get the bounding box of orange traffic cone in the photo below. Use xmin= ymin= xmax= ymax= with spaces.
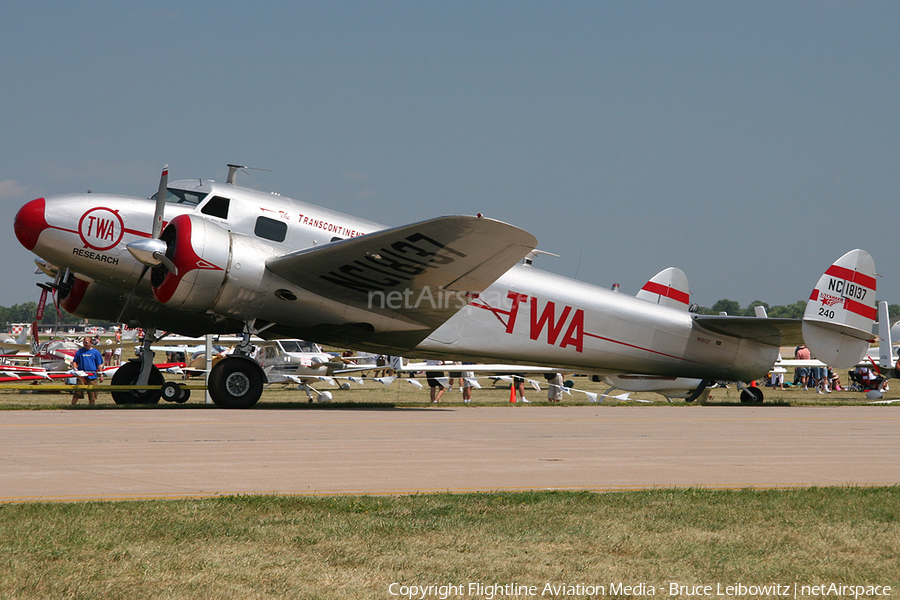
xmin=509 ymin=383 xmax=517 ymax=403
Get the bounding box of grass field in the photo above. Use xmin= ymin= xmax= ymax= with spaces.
xmin=0 ymin=367 xmax=892 ymax=409
xmin=1 ymin=368 xmax=896 ymax=598
xmin=1 ymin=488 xmax=898 ymax=599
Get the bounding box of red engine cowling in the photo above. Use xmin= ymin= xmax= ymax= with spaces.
xmin=151 ymin=214 xmax=230 ymax=311
xmin=59 ymin=278 xmax=123 ymax=320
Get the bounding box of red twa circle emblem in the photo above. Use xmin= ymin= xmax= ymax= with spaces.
xmin=78 ymin=207 xmax=124 ymax=251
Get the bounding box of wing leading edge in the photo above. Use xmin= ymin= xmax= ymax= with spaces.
xmin=266 ymin=215 xmax=537 ymax=331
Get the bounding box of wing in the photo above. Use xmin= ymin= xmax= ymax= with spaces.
xmin=692 ymin=315 xmax=804 ymax=347
xmin=266 ymin=215 xmax=537 ymax=331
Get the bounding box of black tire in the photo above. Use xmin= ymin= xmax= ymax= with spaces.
xmin=208 ymin=356 xmax=264 ymax=409
xmin=110 ymin=361 xmax=163 ymax=405
xmin=175 ymin=387 xmax=191 ymax=403
xmin=740 ymin=387 xmax=764 ymax=404
xmin=160 ymin=381 xmax=182 ymax=402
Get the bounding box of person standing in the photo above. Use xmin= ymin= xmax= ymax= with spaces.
xmin=795 ymin=344 xmax=811 ymax=390
xmin=512 ymin=374 xmax=529 ymax=403
xmin=546 ymin=372 xmax=564 ymax=403
xmin=72 ymin=338 xmax=104 ymax=405
xmin=425 ymin=359 xmax=446 ymax=403
xmin=461 ymin=367 xmax=475 ymax=404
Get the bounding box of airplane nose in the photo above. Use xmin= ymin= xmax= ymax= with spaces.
xmin=14 ymin=197 xmax=49 ymax=251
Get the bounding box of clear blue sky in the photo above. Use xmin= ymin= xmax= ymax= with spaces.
xmin=2 ymin=2 xmax=898 ymax=310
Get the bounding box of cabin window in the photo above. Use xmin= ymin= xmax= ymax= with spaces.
xmin=254 ymin=216 xmax=287 ymax=242
xmin=201 ymin=196 xmax=230 ymax=219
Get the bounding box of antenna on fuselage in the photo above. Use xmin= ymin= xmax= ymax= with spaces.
xmin=226 ymin=164 xmax=272 ymax=185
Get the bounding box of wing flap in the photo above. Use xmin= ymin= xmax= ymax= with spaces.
xmin=266 ymin=216 xmax=537 ymax=331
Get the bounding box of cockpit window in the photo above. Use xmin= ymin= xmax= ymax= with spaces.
xmin=254 ymin=216 xmax=287 ymax=242
xmin=151 ymin=188 xmax=208 ymax=206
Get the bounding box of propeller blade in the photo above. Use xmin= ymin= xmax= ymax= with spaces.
xmin=152 ymin=251 xmax=178 ymax=276
xmin=152 ymin=164 xmax=168 ymax=239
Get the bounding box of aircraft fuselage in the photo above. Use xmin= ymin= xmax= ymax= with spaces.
xmin=14 ymin=177 xmax=780 ymax=384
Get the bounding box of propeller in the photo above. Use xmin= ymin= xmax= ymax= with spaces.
xmin=126 ymin=165 xmax=178 ymax=276
xmin=116 ymin=165 xmax=178 ymax=324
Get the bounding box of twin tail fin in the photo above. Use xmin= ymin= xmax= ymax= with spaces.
xmin=802 ymin=249 xmax=877 ymax=368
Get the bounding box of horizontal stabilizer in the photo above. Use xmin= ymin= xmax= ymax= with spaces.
xmin=266 ymin=215 xmax=537 ymax=331
xmin=802 ymin=249 xmax=877 ymax=368
xmin=692 ymin=315 xmax=803 ymax=347
xmin=636 ymin=267 xmax=691 ymax=310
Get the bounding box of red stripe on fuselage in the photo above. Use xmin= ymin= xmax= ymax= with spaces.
xmin=582 ymin=331 xmax=699 ymax=364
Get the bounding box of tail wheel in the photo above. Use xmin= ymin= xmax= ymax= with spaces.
xmin=740 ymin=387 xmax=764 ymax=404
xmin=208 ymin=356 xmax=264 ymax=409
xmin=110 ymin=361 xmax=163 ymax=404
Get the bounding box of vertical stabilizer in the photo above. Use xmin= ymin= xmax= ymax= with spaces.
xmin=636 ymin=267 xmax=691 ymax=310
xmin=802 ymin=249 xmax=877 ymax=368
xmin=878 ymin=301 xmax=893 ymax=370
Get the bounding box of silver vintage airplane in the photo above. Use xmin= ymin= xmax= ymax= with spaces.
xmin=13 ymin=164 xmax=879 ymax=407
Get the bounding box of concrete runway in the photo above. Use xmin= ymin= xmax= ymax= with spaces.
xmin=1 ymin=406 xmax=898 ymax=502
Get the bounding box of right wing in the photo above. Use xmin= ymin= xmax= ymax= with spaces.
xmin=266 ymin=215 xmax=537 ymax=331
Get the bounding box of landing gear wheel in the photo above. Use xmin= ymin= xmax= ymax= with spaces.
xmin=175 ymin=387 xmax=191 ymax=403
xmin=110 ymin=361 xmax=163 ymax=405
xmin=740 ymin=387 xmax=764 ymax=404
xmin=161 ymin=381 xmax=182 ymax=402
xmin=208 ymin=356 xmax=264 ymax=409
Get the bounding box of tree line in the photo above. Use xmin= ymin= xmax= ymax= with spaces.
xmin=0 ymin=302 xmax=82 ymax=327
xmin=697 ymin=299 xmax=900 ymax=321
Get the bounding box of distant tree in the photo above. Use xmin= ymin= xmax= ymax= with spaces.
xmin=745 ymin=300 xmax=770 ymax=317
xmin=710 ymin=299 xmax=742 ymax=316
xmin=768 ymin=301 xmax=807 ymax=319
xmin=6 ymin=302 xmax=39 ymax=323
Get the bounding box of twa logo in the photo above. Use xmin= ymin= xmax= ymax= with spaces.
xmin=78 ymin=207 xmax=124 ymax=251
xmin=819 ymin=293 xmax=844 ymax=308
xmin=473 ymin=291 xmax=584 ymax=352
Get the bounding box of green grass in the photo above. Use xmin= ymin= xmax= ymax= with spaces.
xmin=1 ymin=488 xmax=898 ymax=599
xmin=0 ymin=369 xmax=893 ymax=409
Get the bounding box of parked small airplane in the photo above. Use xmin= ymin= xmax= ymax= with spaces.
xmin=14 ymin=164 xmax=879 ymax=407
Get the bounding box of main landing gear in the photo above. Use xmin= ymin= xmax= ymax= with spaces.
xmin=206 ymin=324 xmax=266 ymax=409
xmin=208 ymin=356 xmax=265 ymax=408
xmin=112 ymin=324 xmax=267 ymax=408
xmin=111 ymin=329 xmax=164 ymax=405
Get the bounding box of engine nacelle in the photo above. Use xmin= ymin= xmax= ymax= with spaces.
xmin=151 ymin=214 xmax=231 ymax=311
xmin=60 ymin=278 xmax=127 ymax=321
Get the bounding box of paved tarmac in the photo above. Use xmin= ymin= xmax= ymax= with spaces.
xmin=0 ymin=406 xmax=897 ymax=502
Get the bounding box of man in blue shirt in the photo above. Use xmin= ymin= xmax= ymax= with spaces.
xmin=72 ymin=338 xmax=104 ymax=405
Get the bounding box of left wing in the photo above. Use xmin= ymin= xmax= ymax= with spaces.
xmin=266 ymin=215 xmax=537 ymax=331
